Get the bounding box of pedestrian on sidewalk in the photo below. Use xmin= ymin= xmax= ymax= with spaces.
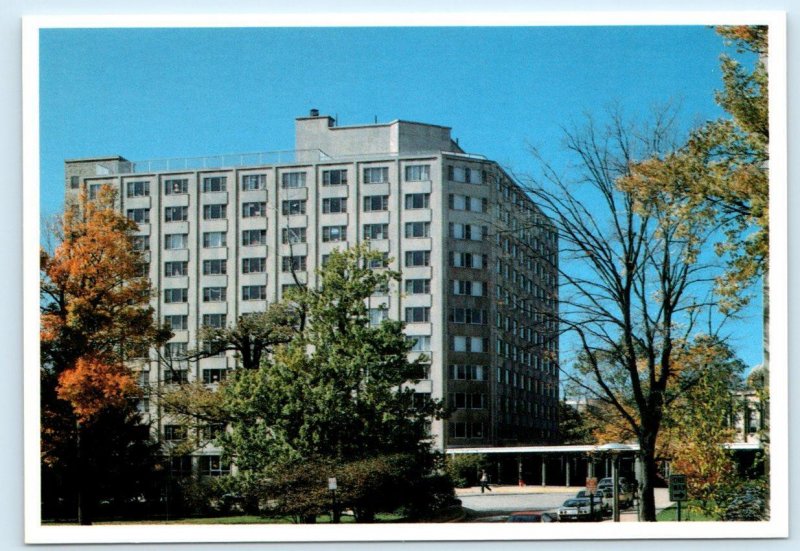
xmin=480 ymin=470 xmax=492 ymax=494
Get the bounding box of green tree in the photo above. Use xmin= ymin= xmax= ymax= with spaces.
xmin=219 ymin=245 xmax=450 ymax=521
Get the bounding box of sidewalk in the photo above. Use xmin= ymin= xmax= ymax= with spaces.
xmin=456 ymin=485 xmax=673 ymax=522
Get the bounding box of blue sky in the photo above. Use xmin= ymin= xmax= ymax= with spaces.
xmin=38 ymin=25 xmax=763 ymax=369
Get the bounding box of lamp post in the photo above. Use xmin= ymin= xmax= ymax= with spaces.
xmin=597 ymin=443 xmax=634 ymax=523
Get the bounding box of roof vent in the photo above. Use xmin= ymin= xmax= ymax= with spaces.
xmin=309 ymin=108 xmax=320 ymax=117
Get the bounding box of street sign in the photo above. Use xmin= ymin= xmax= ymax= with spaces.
xmin=328 ymin=477 xmax=337 ymax=491
xmin=586 ymin=477 xmax=598 ymax=494
xmin=669 ymin=474 xmax=688 ymax=502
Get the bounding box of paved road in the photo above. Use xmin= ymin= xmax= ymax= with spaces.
xmin=459 ymin=491 xmax=572 ymax=513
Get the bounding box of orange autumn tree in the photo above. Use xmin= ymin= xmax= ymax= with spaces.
xmin=41 ymin=185 xmax=167 ymax=420
xmin=40 ymin=185 xmax=169 ymax=522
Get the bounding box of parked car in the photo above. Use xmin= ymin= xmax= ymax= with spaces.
xmin=507 ymin=511 xmax=549 ymax=523
xmin=557 ymin=498 xmax=604 ymax=522
xmin=596 ymin=477 xmax=634 ymax=508
xmin=575 ymin=489 xmax=611 ymax=515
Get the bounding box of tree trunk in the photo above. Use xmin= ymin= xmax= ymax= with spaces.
xmin=637 ymin=436 xmax=659 ymax=522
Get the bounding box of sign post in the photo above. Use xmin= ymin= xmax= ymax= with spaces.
xmin=328 ymin=477 xmax=338 ymax=524
xmin=586 ymin=477 xmax=598 ymax=520
xmin=668 ymin=474 xmax=688 ymax=521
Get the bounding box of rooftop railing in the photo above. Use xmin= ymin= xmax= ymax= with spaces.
xmin=96 ymin=148 xmax=486 ymax=176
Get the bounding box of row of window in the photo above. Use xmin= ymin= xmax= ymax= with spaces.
xmin=94 ymin=163 xmax=435 ymax=197
xmin=163 ymin=285 xmax=267 ymax=303
xmin=450 ymin=392 xmax=488 ymax=409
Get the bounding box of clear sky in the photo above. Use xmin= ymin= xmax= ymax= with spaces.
xmin=38 ymin=25 xmax=763 ymax=370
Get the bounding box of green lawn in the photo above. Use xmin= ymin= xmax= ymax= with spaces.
xmin=73 ymin=512 xmax=410 ymax=525
xmin=657 ymin=503 xmax=717 ymax=522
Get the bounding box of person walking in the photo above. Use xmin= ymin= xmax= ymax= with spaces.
xmin=480 ymin=470 xmax=492 ymax=494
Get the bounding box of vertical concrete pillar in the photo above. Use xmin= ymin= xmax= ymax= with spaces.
xmin=565 ymin=456 xmax=571 ymax=487
xmin=541 ymin=457 xmax=547 ymax=487
xmin=588 ymin=456 xmax=595 ymax=478
xmin=635 ymin=455 xmax=643 ymax=521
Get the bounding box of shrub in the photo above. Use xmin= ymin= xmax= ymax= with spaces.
xmin=445 ymin=454 xmax=487 ymax=488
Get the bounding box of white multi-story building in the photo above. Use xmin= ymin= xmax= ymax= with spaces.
xmin=65 ymin=111 xmax=559 ymax=471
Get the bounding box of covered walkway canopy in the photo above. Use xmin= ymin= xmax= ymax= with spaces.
xmin=445 ymin=443 xmax=762 ymax=487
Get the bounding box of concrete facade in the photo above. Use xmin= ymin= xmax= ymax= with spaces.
xmin=64 ymin=112 xmax=560 ymax=468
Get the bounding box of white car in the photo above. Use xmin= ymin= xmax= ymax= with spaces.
xmin=557 ymin=498 xmax=604 ymax=522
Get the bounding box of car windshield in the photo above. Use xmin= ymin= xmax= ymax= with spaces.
xmin=563 ymin=499 xmax=587 ymax=507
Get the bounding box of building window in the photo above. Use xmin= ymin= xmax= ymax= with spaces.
xmin=405 ymin=250 xmax=430 ymax=267
xmin=405 ymin=221 xmax=430 ymax=238
xmin=202 ymin=176 xmax=227 ymax=193
xmin=363 ymin=167 xmax=388 ymax=184
xmin=163 ymin=315 xmax=188 ymax=331
xmin=203 ymin=204 xmax=227 ymax=220
xmin=242 ymin=257 xmax=266 ymax=273
xmin=281 ymin=227 xmax=307 ymax=244
xmin=281 ymin=256 xmax=307 ymax=272
xmin=203 ymin=287 xmax=227 ymax=302
xmin=452 ymin=280 xmax=484 ymax=296
xmin=87 ymin=183 xmax=103 ymax=200
xmin=199 ymin=455 xmax=230 ymax=477
xmin=408 ymin=336 xmax=431 ymax=352
xmin=363 ymin=223 xmax=389 ymax=241
xmin=450 ymin=308 xmax=487 ymax=325
xmin=202 ymin=369 xmax=228 ymax=384
xmin=165 ymin=233 xmax=188 ymax=249
xmin=242 ymin=174 xmax=266 ymax=191
xmin=449 ymin=364 xmax=486 ymax=381
xmin=202 ymin=313 xmax=227 ymax=328
xmin=322 ymin=197 xmax=347 ymax=214
xmin=405 ymin=193 xmax=430 ymax=209
xmin=447 ymin=165 xmax=483 ymax=184
xmin=70 ymin=175 xmax=80 ymax=189
xmin=164 ymin=261 xmax=188 ymax=277
xmin=202 ymin=231 xmax=226 ymax=248
xmin=164 ymin=425 xmax=187 ymax=441
xmin=165 ymin=206 xmax=188 ymax=222
xmin=127 ymin=180 xmax=150 ymax=198
xmin=242 ymin=229 xmax=266 ymax=246
xmin=449 ymin=223 xmax=486 ymax=241
xmin=368 ymin=253 xmax=390 ymax=269
xmin=164 ymin=369 xmax=189 ymax=385
xmin=405 ymin=164 xmax=430 ymax=182
xmin=449 ymin=422 xmax=484 ymax=439
xmin=164 ymin=289 xmax=188 ymax=305
xmin=164 ymin=178 xmax=188 ymax=195
xmin=322 ymin=169 xmax=348 ymax=186
xmin=242 ymin=285 xmax=267 ymax=301
xmin=165 ymin=342 xmax=188 ymax=358
xmin=281 ymin=172 xmax=306 ymax=189
xmin=242 ymin=201 xmax=267 ymax=218
xmin=451 ymin=251 xmax=486 ymax=269
xmin=405 ymin=307 xmax=430 ymax=323
xmin=404 ymin=279 xmax=431 ymax=294
xmin=363 ymin=195 xmax=388 ymax=212
xmin=451 ymin=336 xmax=488 ymax=353
xmin=451 ymin=393 xmax=487 ymax=410
xmin=322 ymin=225 xmax=347 ymax=242
xmin=282 ymin=200 xmax=306 ymax=216
xmin=127 ymin=208 xmax=150 ymax=224
xmin=449 ymin=194 xmax=486 ymax=212
xmin=203 ymin=259 xmax=227 ymax=275
xmin=131 ymin=235 xmax=150 ymax=251
xmin=368 ymin=308 xmax=388 ymax=327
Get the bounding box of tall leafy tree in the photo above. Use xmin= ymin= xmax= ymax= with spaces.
xmin=219 ymin=245 xmax=449 ymax=521
xmin=40 ymin=186 xmax=169 ymax=522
